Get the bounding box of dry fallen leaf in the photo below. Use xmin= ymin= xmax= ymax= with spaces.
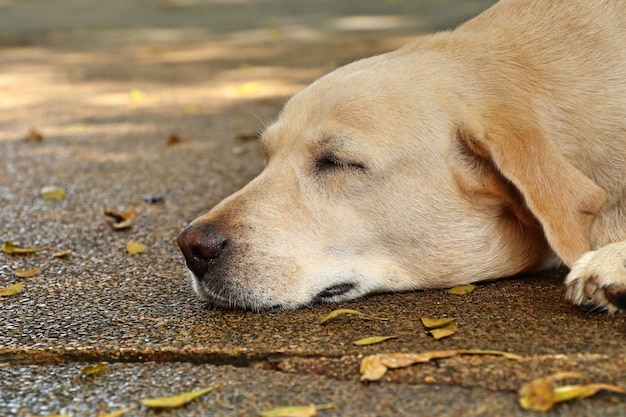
xmin=140 ymin=385 xmax=220 ymax=408
xmin=421 ymin=317 xmax=455 ymax=329
xmin=52 ymin=249 xmax=72 ymax=258
xmin=41 ymin=185 xmax=66 ymax=200
xmin=23 ymin=128 xmax=43 ymax=142
xmin=447 ymin=284 xmax=476 ymax=294
xmin=126 ymin=241 xmax=146 ymax=255
xmin=261 ymin=403 xmax=335 ymax=417
xmin=165 ymin=133 xmax=183 ymax=146
xmin=359 ymin=355 xmax=388 ymax=381
xmin=0 ymin=282 xmax=24 ymax=297
xmin=361 ymin=349 xmax=521 ymax=382
xmin=353 ymin=335 xmax=398 ymax=346
xmin=98 ymin=407 xmax=135 ymax=417
xmin=104 ymin=207 xmax=135 ymax=230
xmin=319 ymin=309 xmax=389 ymax=324
xmin=129 ymin=88 xmax=146 ymax=103
xmin=2 ymin=241 xmax=41 ymax=255
xmin=79 ymin=362 xmax=110 ymax=377
xmin=236 ymin=81 xmax=262 ymax=96
xmin=14 ymin=267 xmax=42 ymax=278
xmin=428 ymin=323 xmax=457 ymax=340
xmin=518 ymin=372 xmax=626 ymax=412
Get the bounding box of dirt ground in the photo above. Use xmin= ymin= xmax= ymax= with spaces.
xmin=1 ymin=1 xmax=625 ymax=416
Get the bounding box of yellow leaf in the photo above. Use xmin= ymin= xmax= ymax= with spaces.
xmin=126 ymin=241 xmax=146 ymax=255
xmin=99 ymin=407 xmax=135 ymax=417
xmin=52 ymin=249 xmax=72 ymax=258
xmin=553 ymin=383 xmax=626 ymax=402
xmin=518 ymin=373 xmax=626 ymax=412
xmin=236 ymin=81 xmax=261 ymax=96
xmin=129 ymin=88 xmax=146 ymax=103
xmin=41 ymin=186 xmax=66 ymax=200
xmin=261 ymin=404 xmax=335 ymax=417
xmin=462 ymin=349 xmax=523 ymax=360
xmin=447 ymin=284 xmax=476 ymax=294
xmin=14 ymin=267 xmax=42 ymax=278
xmin=79 ymin=362 xmax=110 ymax=376
xmin=359 ymin=355 xmax=388 ymax=382
xmin=360 ymin=349 xmax=521 ymax=382
xmin=353 ymin=335 xmax=398 ymax=346
xmin=429 ymin=323 xmax=457 ymax=340
xmin=0 ymin=282 xmax=24 ymax=296
xmin=2 ymin=241 xmax=40 ymax=255
xmin=421 ymin=317 xmax=455 ymax=329
xmin=140 ymin=385 xmax=220 ymax=408
xmin=319 ymin=309 xmax=389 ymax=324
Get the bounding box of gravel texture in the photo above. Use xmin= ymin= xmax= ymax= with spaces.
xmin=1 ymin=1 xmax=625 ymax=416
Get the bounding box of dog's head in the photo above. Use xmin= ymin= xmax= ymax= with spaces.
xmin=178 ymin=48 xmax=603 ymax=310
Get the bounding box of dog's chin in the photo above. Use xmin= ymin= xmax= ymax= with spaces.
xmin=189 ymin=271 xmax=361 ymax=311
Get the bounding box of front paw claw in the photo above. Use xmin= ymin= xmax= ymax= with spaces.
xmin=564 ymin=244 xmax=626 ymax=313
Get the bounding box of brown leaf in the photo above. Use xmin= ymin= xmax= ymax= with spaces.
xmin=360 ymin=349 xmax=521 ymax=382
xmin=23 ymin=128 xmax=43 ymax=142
xmin=105 ymin=207 xmax=135 ymax=230
xmin=421 ymin=317 xmax=455 ymax=329
xmin=104 ymin=207 xmax=135 ymax=222
xmin=353 ymin=335 xmax=398 ymax=346
xmin=518 ymin=372 xmax=626 ymax=412
xmin=429 ymin=323 xmax=457 ymax=340
xmin=14 ymin=267 xmax=42 ymax=278
xmin=165 ymin=133 xmax=183 ymax=146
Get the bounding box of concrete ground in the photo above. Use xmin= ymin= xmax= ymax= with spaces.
xmin=1 ymin=1 xmax=625 ymax=416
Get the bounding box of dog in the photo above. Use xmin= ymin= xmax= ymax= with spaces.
xmin=178 ymin=0 xmax=626 ymax=312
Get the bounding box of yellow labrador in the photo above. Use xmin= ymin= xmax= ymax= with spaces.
xmin=178 ymin=0 xmax=626 ymax=311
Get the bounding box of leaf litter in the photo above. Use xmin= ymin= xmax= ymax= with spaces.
xmin=0 ymin=282 xmax=24 ymax=297
xmin=447 ymin=284 xmax=476 ymax=295
xmin=126 ymin=241 xmax=146 ymax=255
xmin=360 ymin=349 xmax=522 ymax=382
xmin=319 ymin=309 xmax=389 ymax=324
xmin=518 ymin=372 xmax=626 ymax=412
xmin=2 ymin=241 xmax=41 ymax=255
xmin=139 ymin=385 xmax=220 ymax=408
xmin=421 ymin=317 xmax=457 ymax=340
xmin=104 ymin=207 xmax=136 ymax=230
xmin=261 ymin=403 xmax=336 ymax=417
xmin=353 ymin=335 xmax=398 ymax=346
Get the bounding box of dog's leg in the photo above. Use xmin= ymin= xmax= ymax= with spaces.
xmin=565 ymin=241 xmax=626 ymax=312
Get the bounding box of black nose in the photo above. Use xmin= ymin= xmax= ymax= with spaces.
xmin=177 ymin=223 xmax=228 ymax=278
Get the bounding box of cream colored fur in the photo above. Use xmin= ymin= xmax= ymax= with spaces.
xmin=182 ymin=0 xmax=626 ymax=311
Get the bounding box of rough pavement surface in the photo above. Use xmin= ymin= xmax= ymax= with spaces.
xmin=1 ymin=1 xmax=625 ymax=416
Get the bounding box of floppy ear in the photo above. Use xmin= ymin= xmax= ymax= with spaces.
xmin=451 ymin=105 xmax=605 ymax=267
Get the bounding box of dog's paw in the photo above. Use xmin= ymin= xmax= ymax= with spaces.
xmin=564 ymin=242 xmax=626 ymax=313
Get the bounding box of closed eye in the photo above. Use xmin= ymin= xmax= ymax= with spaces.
xmin=315 ymin=152 xmax=366 ymax=173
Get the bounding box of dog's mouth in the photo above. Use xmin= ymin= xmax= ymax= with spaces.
xmin=316 ymin=283 xmax=356 ymax=300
